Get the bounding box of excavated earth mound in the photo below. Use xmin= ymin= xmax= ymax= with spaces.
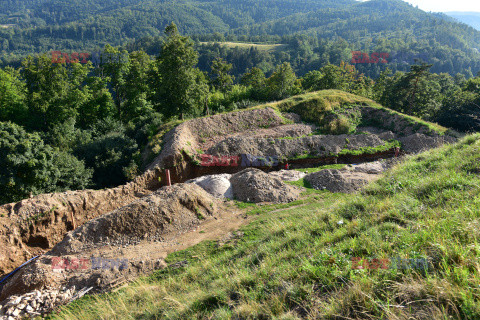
xmin=399 ymin=133 xmax=456 ymax=154
xmin=305 ymin=169 xmax=380 ymax=193
xmin=0 ymin=169 xmax=162 ymax=276
xmin=147 ymin=107 xmax=291 ymax=170
xmin=50 ymin=183 xmax=222 ymax=255
xmin=0 ymin=184 xmax=227 ymax=315
xmin=230 ymin=168 xmax=300 ymax=203
xmin=305 ymin=160 xmax=397 ymax=193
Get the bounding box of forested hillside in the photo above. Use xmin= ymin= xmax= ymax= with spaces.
xmin=446 ymin=12 xmax=480 ymax=31
xmin=1 ymin=0 xmax=480 ymax=77
xmin=1 ymin=22 xmax=479 ymax=205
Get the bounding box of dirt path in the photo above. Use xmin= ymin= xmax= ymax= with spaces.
xmin=82 ymin=203 xmax=251 ymax=264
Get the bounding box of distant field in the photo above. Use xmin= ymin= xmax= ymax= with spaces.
xmin=199 ymin=41 xmax=286 ymax=51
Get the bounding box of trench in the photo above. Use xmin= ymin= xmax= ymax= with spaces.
xmin=158 ymin=148 xmax=400 ymax=185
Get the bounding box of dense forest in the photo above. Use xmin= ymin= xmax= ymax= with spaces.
xmin=1 ymin=23 xmax=480 ymax=205
xmin=1 ymin=0 xmax=480 ymax=77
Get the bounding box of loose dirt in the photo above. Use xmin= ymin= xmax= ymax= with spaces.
xmin=0 ymin=184 xmax=249 ymax=316
xmin=230 ymin=168 xmax=301 ymax=203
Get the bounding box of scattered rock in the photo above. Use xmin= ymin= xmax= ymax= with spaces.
xmin=0 ymin=288 xmax=74 ymax=319
xmin=230 ymin=168 xmax=300 ymax=203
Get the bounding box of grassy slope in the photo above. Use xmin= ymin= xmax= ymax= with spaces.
xmin=51 ymin=134 xmax=480 ymax=319
xmin=199 ymin=42 xmax=286 ymax=52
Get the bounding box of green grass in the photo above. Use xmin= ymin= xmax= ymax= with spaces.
xmin=199 ymin=42 xmax=286 ymax=52
xmin=294 ymin=164 xmax=347 ymax=174
xmin=49 ymin=134 xmax=480 ymax=319
xmin=272 ymin=90 xmax=448 ymax=136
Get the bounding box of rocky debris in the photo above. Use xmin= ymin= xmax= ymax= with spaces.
xmin=186 ymin=174 xmax=233 ymax=199
xmin=50 ymin=183 xmax=224 ymax=255
xmin=0 ymin=287 xmax=75 ymax=319
xmin=349 ymin=159 xmax=397 ymax=174
xmin=0 ymin=168 xmax=162 ymax=276
xmin=269 ymin=170 xmax=306 ymax=182
xmin=399 ymin=133 xmax=456 ymax=154
xmin=304 ymin=159 xmax=397 ymax=193
xmin=305 ymin=169 xmax=380 ymax=193
xmin=230 ymin=168 xmax=300 ymax=203
xmin=207 ymin=134 xmax=388 ymax=159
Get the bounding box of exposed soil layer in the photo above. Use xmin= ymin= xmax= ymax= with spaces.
xmin=0 ymin=169 xmax=162 ymax=276
xmin=147 ymin=107 xmax=289 ymax=170
xmin=0 ymin=184 xmax=240 ymax=309
xmin=207 ymin=134 xmax=387 ymax=158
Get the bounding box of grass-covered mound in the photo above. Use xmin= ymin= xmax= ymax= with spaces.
xmin=144 ymin=90 xmax=449 ymax=169
xmin=272 ymin=90 xmax=447 ymax=135
xmin=52 ymin=134 xmax=480 ymax=319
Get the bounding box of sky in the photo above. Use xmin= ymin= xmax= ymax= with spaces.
xmin=402 ymin=0 xmax=480 ymax=12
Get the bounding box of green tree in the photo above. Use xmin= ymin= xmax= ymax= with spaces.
xmin=152 ymin=22 xmax=208 ymax=119
xmin=0 ymin=67 xmax=27 ymax=125
xmin=241 ymin=67 xmax=266 ymax=100
xmin=122 ymin=50 xmax=154 ymax=121
xmin=210 ymin=57 xmax=234 ymax=91
xmin=380 ymin=63 xmax=442 ymax=119
xmin=96 ymin=45 xmax=130 ymax=118
xmin=0 ymin=121 xmax=92 ymax=204
xmin=264 ymin=62 xmax=299 ymax=100
xmin=21 ymin=54 xmax=90 ymax=131
xmin=74 ymin=119 xmax=139 ymax=188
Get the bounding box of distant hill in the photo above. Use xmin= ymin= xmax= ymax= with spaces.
xmin=445 ymin=12 xmax=480 ymax=31
xmin=1 ymin=0 xmax=480 ymax=76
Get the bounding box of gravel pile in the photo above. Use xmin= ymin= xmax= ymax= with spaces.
xmin=230 ymin=168 xmax=300 ymax=203
xmin=186 ymin=174 xmax=233 ymax=199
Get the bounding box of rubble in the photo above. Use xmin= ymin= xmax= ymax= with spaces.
xmin=0 ymin=287 xmax=77 ymax=319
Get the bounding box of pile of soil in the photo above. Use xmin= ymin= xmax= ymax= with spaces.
xmin=305 ymin=169 xmax=380 ymax=193
xmin=230 ymin=168 xmax=300 ymax=203
xmin=50 ymin=183 xmax=223 ymax=255
xmin=349 ymin=158 xmax=398 ymax=174
xmin=208 ymin=134 xmax=387 ymax=158
xmin=186 ymin=174 xmax=233 ymax=199
xmin=399 ymin=133 xmax=456 ymax=154
xmin=0 ymin=169 xmax=162 ymax=276
xmin=304 ymin=159 xmax=397 ymax=193
xmin=0 ymin=183 xmax=230 ymax=311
